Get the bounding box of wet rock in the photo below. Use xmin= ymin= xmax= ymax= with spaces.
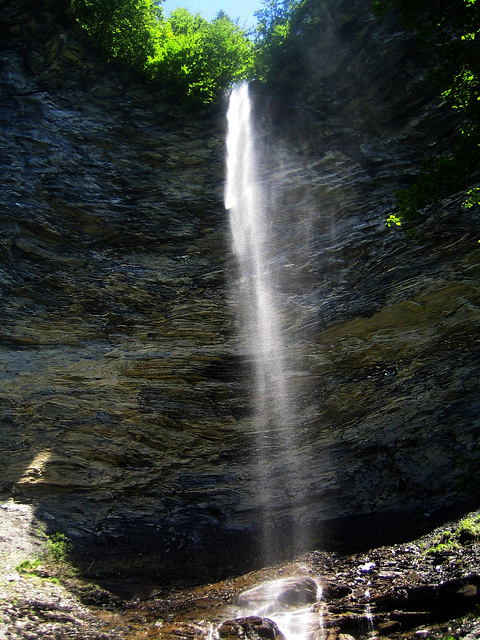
xmin=462 ymin=622 xmax=480 ymax=640
xmin=377 ymin=619 xmax=401 ymax=634
xmin=237 ymin=577 xmax=318 ymax=610
xmin=359 ymin=562 xmax=376 ymax=573
xmin=275 ymin=577 xmax=318 ymax=607
xmin=457 ymin=584 xmax=478 ymax=598
xmin=218 ymin=616 xmax=286 ymax=640
xmin=322 ymin=584 xmax=352 ymax=601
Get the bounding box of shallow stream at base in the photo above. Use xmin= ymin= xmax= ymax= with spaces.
xmin=93 ymin=563 xmax=326 ymax=640
xmin=80 ymin=517 xmax=480 ymax=640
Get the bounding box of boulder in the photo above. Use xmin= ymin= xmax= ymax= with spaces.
xmin=218 ymin=616 xmax=286 ymax=640
xmin=237 ymin=577 xmax=318 ymax=611
xmin=275 ymin=577 xmax=319 ymax=607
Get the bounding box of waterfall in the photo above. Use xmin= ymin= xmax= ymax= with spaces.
xmin=225 ymin=82 xmax=305 ymax=561
xmin=225 ymin=83 xmax=288 ymax=410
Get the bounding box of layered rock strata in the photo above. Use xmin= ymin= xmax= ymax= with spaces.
xmin=0 ymin=0 xmax=479 ymax=579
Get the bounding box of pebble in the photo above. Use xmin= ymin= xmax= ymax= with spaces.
xmin=5 ymin=573 xmax=19 ymax=582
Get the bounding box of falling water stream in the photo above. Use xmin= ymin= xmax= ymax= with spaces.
xmin=232 ymin=576 xmax=325 ymax=640
xmin=225 ymin=81 xmax=290 ymax=447
xmin=225 ymin=81 xmax=302 ymax=558
xmin=224 ymin=83 xmax=321 ymax=638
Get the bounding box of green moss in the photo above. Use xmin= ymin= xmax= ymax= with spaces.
xmin=15 ymin=532 xmax=75 ymax=581
xmin=456 ymin=516 xmax=480 ymax=542
xmin=427 ymin=540 xmax=460 ymax=555
xmin=15 ymin=558 xmax=42 ymax=575
xmin=425 ymin=514 xmax=480 ymax=557
xmin=425 ymin=529 xmax=459 ymax=556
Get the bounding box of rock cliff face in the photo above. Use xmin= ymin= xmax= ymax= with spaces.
xmin=244 ymin=0 xmax=480 ymax=554
xmin=0 ymin=0 xmax=479 ymax=580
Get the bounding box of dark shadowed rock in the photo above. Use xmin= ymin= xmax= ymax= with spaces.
xmin=218 ymin=616 xmax=286 ymax=640
xmin=377 ymin=619 xmax=401 ymax=634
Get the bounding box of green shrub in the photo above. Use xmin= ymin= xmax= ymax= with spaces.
xmin=47 ymin=532 xmax=72 ymax=562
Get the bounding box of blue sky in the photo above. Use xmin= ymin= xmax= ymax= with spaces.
xmin=161 ymin=0 xmax=261 ymax=30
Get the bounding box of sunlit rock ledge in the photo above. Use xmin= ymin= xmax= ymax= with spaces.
xmin=0 ymin=0 xmax=479 ymax=581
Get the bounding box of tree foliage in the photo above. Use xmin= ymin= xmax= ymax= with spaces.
xmin=46 ymin=0 xmax=161 ymax=70
xmin=253 ymin=0 xmax=330 ymax=83
xmin=148 ymin=8 xmax=253 ymax=104
xmin=45 ymin=0 xmax=253 ymax=106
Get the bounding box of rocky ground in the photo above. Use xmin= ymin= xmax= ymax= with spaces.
xmin=0 ymin=500 xmax=124 ymax=639
xmin=2 ymin=498 xmax=480 ymax=639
